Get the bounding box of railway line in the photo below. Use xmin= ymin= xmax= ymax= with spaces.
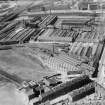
xmin=0 ymin=67 xmax=24 ymax=87
xmin=21 ymin=9 xmax=101 ymax=17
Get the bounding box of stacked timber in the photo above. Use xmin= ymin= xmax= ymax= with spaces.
xmin=30 ymin=16 xmax=42 ymax=22
xmin=38 ymin=15 xmax=58 ymax=28
xmin=61 ymin=18 xmax=92 ymax=26
xmin=38 ymin=50 xmax=95 ymax=76
xmin=0 ymin=21 xmax=20 ymax=40
xmin=0 ymin=22 xmax=8 ymax=30
xmin=0 ymin=28 xmax=35 ymax=45
xmin=69 ymin=42 xmax=99 ymax=62
xmin=38 ymin=29 xmax=79 ymax=42
xmin=0 ymin=26 xmax=43 ymax=45
xmin=76 ymin=30 xmax=99 ymax=43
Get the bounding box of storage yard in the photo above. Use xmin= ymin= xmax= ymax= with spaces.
xmin=1 ymin=0 xmax=105 ymax=105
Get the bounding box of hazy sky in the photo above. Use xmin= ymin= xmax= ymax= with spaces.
xmin=0 ymin=83 xmax=28 ymax=105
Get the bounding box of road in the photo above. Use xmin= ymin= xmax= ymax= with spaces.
xmin=21 ymin=9 xmax=101 ymax=17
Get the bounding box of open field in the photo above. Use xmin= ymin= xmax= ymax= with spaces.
xmin=0 ymin=48 xmax=55 ymax=81
xmin=0 ymin=47 xmax=55 ymax=105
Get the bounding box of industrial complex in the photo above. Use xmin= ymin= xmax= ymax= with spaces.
xmin=0 ymin=0 xmax=105 ymax=105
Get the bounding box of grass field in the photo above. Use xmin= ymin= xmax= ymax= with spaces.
xmin=0 ymin=48 xmax=55 ymax=81
xmin=0 ymin=47 xmax=55 ymax=105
